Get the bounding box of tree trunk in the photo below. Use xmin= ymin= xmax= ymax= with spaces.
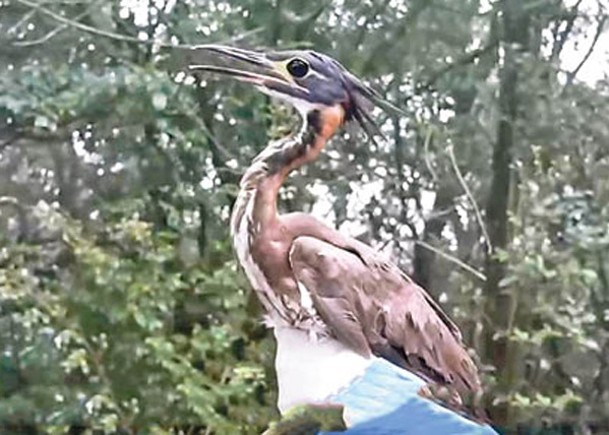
xmin=483 ymin=0 xmax=529 ymax=427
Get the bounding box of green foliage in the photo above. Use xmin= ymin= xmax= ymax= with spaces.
xmin=0 ymin=204 xmax=273 ymax=432
xmin=263 ymin=404 xmax=347 ymax=435
xmin=1 ymin=0 xmax=609 ymax=433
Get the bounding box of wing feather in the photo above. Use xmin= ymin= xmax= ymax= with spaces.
xmin=288 ymin=235 xmax=481 ymax=398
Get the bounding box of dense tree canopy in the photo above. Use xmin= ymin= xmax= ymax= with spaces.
xmin=1 ymin=0 xmax=608 ymax=433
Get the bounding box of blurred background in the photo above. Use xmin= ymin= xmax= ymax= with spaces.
xmin=1 ymin=0 xmax=608 ymax=433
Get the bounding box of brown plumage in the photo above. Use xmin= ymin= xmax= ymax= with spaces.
xmin=289 ymin=235 xmax=481 ymax=398
xmin=191 ymin=45 xmax=486 ymax=419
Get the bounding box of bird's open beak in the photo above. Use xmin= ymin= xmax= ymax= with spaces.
xmin=188 ymin=45 xmax=308 ymax=100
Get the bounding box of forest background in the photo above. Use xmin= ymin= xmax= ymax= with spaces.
xmin=1 ymin=0 xmax=609 ymax=433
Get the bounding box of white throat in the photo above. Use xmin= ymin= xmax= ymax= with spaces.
xmin=273 ymin=326 xmax=372 ymax=414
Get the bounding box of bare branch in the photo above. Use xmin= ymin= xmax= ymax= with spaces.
xmin=422 ymin=127 xmax=437 ymax=182
xmin=447 ymin=144 xmax=492 ymax=254
xmin=13 ymin=0 xmax=262 ymax=49
xmin=420 ymin=41 xmax=498 ymax=90
xmin=7 ymin=9 xmax=37 ymax=34
xmin=15 ymin=0 xmax=146 ymax=44
xmin=551 ymin=0 xmax=584 ymax=60
xmin=13 ymin=8 xmax=91 ymax=47
xmin=567 ymin=15 xmax=608 ymax=84
xmin=181 ymin=106 xmax=236 ymax=162
xmin=0 ymin=196 xmax=19 ymax=207
xmin=414 ymin=239 xmax=486 ymax=282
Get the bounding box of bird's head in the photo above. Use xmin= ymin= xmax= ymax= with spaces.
xmin=189 ymin=45 xmax=401 ymax=140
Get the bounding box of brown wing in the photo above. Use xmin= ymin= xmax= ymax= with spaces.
xmin=288 ymin=235 xmax=481 ymax=397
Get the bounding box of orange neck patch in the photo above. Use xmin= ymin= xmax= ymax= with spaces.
xmin=316 ymin=105 xmax=346 ymax=141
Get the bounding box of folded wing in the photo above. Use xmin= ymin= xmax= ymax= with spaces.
xmin=288 ymin=235 xmax=481 ymax=399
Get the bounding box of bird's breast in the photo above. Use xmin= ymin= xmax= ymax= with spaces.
xmin=231 ymin=193 xmax=320 ymax=327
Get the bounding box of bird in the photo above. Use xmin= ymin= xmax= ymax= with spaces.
xmin=190 ymin=45 xmax=496 ymax=434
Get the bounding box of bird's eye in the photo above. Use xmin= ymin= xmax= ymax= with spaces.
xmin=286 ymin=58 xmax=309 ymax=78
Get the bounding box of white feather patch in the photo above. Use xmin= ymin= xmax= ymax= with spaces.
xmin=274 ymin=326 xmax=372 ymax=415
xmin=233 ymin=194 xmax=287 ymax=325
xmin=297 ymin=280 xmax=315 ymax=313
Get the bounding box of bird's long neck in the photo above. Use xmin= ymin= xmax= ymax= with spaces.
xmin=230 ymin=106 xmax=344 ymax=234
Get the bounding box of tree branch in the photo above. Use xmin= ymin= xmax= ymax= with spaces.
xmin=13 ymin=0 xmax=262 ymax=49
xmin=422 ymin=127 xmax=438 ymax=182
xmin=12 ymin=8 xmax=92 ymax=47
xmin=414 ymin=240 xmax=486 ymax=282
xmin=447 ymin=144 xmax=492 ymax=254
xmin=6 ymin=8 xmax=37 ymax=34
xmin=419 ymin=41 xmax=498 ymax=90
xmin=550 ymin=0 xmax=584 ymax=60
xmin=566 ymin=15 xmax=607 ymax=84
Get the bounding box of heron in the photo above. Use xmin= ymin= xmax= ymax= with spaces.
xmin=190 ymin=45 xmax=495 ymax=433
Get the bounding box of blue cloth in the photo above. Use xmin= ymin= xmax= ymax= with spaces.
xmin=322 ymin=359 xmax=498 ymax=435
